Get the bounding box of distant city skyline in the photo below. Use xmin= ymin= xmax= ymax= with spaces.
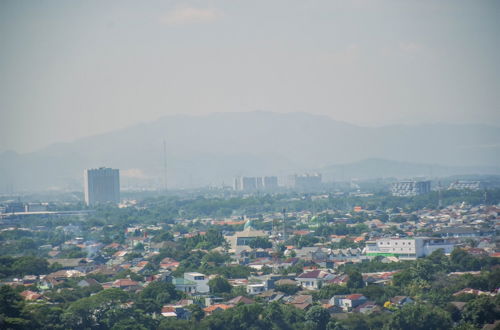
xmin=1 ymin=0 xmax=499 ymax=152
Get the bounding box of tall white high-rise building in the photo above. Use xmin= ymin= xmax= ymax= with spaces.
xmin=84 ymin=167 xmax=120 ymax=206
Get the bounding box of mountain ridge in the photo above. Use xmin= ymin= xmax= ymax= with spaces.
xmin=1 ymin=111 xmax=499 ymax=191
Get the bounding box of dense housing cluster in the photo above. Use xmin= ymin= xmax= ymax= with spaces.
xmin=0 ymin=187 xmax=499 ymax=329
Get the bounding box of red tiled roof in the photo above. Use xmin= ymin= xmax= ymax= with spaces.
xmin=113 ymin=279 xmax=139 ymax=287
xmin=203 ymin=304 xmax=232 ymax=313
xmin=161 ymin=306 xmax=176 ymax=313
xmin=227 ymin=296 xmax=254 ymax=305
xmin=20 ymin=290 xmax=42 ymax=300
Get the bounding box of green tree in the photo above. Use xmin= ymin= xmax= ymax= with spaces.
xmin=208 ymin=276 xmax=232 ymax=295
xmin=139 ymin=281 xmax=180 ymax=308
xmin=275 ymin=284 xmax=300 ymax=296
xmin=462 ymin=295 xmax=498 ymax=326
xmin=187 ymin=304 xmax=205 ymax=322
xmin=8 ymin=256 xmax=49 ymax=277
xmin=313 ymin=285 xmax=349 ymax=300
xmin=61 ymin=288 xmax=129 ymax=329
xmin=347 ymin=270 xmax=365 ymax=290
xmin=0 ymin=285 xmax=29 ymax=329
xmin=23 ymin=304 xmax=65 ymax=330
xmin=384 ymin=303 xmax=452 ymax=330
xmin=305 ymin=305 xmax=331 ymax=330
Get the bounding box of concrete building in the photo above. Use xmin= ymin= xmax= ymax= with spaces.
xmin=172 ymin=278 xmax=197 ymax=294
xmin=247 ymin=283 xmax=266 ymax=295
xmin=330 ymin=294 xmax=368 ymax=312
xmin=84 ymin=167 xmax=120 ymax=206
xmin=287 ymin=173 xmax=322 ymax=190
xmin=224 ymin=220 xmax=268 ymax=252
xmin=364 ymin=237 xmax=455 ymax=259
xmin=233 ymin=176 xmax=278 ymax=191
xmin=296 ymin=270 xmax=335 ymax=290
xmin=391 ymin=180 xmax=431 ymax=197
xmin=183 ymin=272 xmax=209 ymax=293
xmin=449 ymin=181 xmax=483 ymax=191
xmin=262 ymin=176 xmax=278 ymax=189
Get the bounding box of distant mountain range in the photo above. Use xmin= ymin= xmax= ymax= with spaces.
xmin=1 ymin=111 xmax=500 ymax=191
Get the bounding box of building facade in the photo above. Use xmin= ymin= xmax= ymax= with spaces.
xmin=183 ymin=272 xmax=209 ymax=293
xmin=84 ymin=167 xmax=120 ymax=206
xmin=233 ymin=176 xmax=278 ymax=191
xmin=391 ymin=180 xmax=431 ymax=197
xmin=364 ymin=237 xmax=455 ymax=259
xmin=448 ymin=181 xmax=483 ymax=191
xmin=287 ymin=173 xmax=322 ymax=190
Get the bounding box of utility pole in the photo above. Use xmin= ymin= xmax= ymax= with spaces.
xmin=438 ymin=181 xmax=442 ymax=209
xmin=282 ymin=208 xmax=286 ymax=241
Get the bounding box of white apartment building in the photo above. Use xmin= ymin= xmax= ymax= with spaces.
xmin=391 ymin=180 xmax=431 ymax=197
xmin=183 ymin=272 xmax=209 ymax=293
xmin=365 ymin=237 xmax=455 ymax=259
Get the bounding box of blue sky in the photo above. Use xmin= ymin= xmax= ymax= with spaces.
xmin=1 ymin=0 xmax=499 ymax=152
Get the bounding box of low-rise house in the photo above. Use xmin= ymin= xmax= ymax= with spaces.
xmin=325 ymin=274 xmax=349 ymax=286
xmin=247 ymin=283 xmax=266 ymax=295
xmin=362 ymin=271 xmax=397 ymax=286
xmin=256 ymin=290 xmax=283 ymax=302
xmin=227 ymin=296 xmax=255 ymax=306
xmin=390 ymin=296 xmax=413 ymax=306
xmin=39 ymin=277 xmax=62 ymax=290
xmin=248 ymin=258 xmax=274 ymax=270
xmin=161 ymin=305 xmax=191 ymax=319
xmin=88 ymin=266 xmax=119 ymax=279
xmin=77 ymin=278 xmax=100 ymax=288
xmin=203 ymin=304 xmax=232 ymax=316
xmin=275 ymin=279 xmax=298 ymax=287
xmin=353 ymin=301 xmax=380 ymax=314
xmin=330 ymin=294 xmax=368 ymax=311
xmin=21 ymin=275 xmax=38 ymax=285
xmin=453 ymin=288 xmax=496 ymax=297
xmin=160 ymin=258 xmax=180 ymax=270
xmin=275 ymin=258 xmax=300 ymax=270
xmin=161 ymin=306 xmax=177 ymax=318
xmin=321 ymin=303 xmax=344 ymax=314
xmin=184 ymin=272 xmax=209 ymax=293
xmin=287 ymin=294 xmax=313 ymax=310
xmin=20 ymin=290 xmax=43 ymax=301
xmin=112 ymin=279 xmax=141 ymax=291
xmin=296 ymin=270 xmax=335 ymax=290
xmin=46 ymin=270 xmax=85 ymax=281
xmin=172 ymin=278 xmax=197 ymax=294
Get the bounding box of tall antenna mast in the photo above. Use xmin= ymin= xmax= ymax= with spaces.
xmin=438 ymin=181 xmax=442 ymax=208
xmin=282 ymin=208 xmax=286 ymax=241
xmin=163 ymin=139 xmax=167 ymax=192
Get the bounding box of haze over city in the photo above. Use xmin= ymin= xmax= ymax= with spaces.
xmin=1 ymin=0 xmax=499 ymax=153
xmin=2 ymin=2 xmax=500 ymax=330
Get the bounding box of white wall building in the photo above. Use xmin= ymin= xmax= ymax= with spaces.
xmin=184 ymin=272 xmax=209 ymax=293
xmin=247 ymin=283 xmax=266 ymax=295
xmin=295 ymin=270 xmax=335 ymax=290
xmin=391 ymin=180 xmax=431 ymax=197
xmin=365 ymin=237 xmax=455 ymax=259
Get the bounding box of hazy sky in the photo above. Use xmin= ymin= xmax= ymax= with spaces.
xmin=1 ymin=0 xmax=499 ymax=153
